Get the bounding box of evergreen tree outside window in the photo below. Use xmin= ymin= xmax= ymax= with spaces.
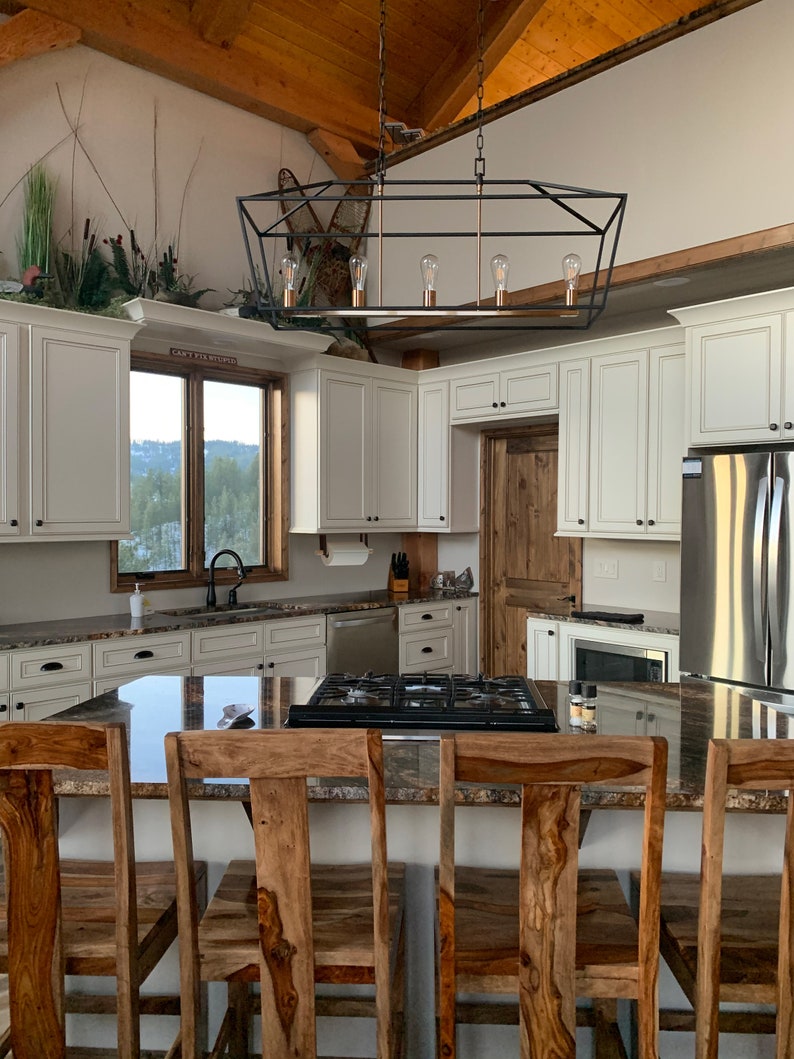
xmin=111 ymin=352 xmax=288 ymax=592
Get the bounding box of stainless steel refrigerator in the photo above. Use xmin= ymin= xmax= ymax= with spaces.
xmin=680 ymin=449 xmax=794 ymax=693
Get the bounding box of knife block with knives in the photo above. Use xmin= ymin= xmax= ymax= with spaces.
xmin=388 ymin=551 xmax=409 ymax=595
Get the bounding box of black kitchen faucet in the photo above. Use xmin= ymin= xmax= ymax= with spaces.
xmin=206 ymin=549 xmax=247 ymax=607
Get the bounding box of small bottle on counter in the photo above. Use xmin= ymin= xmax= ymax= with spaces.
xmin=129 ymin=582 xmax=145 ymax=619
xmin=568 ymin=680 xmax=583 ymax=728
xmin=581 ymin=683 xmax=598 ymax=731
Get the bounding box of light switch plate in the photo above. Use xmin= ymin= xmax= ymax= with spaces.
xmin=595 ymin=559 xmax=619 ymax=579
xmin=652 ymin=560 xmax=667 ymax=582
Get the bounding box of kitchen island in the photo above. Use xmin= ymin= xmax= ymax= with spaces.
xmin=50 ymin=676 xmax=789 ymax=1059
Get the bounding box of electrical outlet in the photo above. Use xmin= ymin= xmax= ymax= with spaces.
xmin=596 ymin=559 xmax=619 ymax=579
xmin=653 ymin=560 xmax=667 ymax=583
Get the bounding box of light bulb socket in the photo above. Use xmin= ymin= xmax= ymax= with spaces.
xmin=423 ymin=289 xmax=437 ymax=307
xmin=282 ymin=288 xmax=296 ymax=308
xmin=352 ymin=288 xmax=366 ymax=308
xmin=495 ymin=288 xmax=508 ymax=307
xmin=565 ymin=288 xmax=578 ymax=308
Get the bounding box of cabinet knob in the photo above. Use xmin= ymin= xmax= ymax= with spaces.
xmin=577 ymin=518 xmax=585 ymax=526
xmin=268 ymin=661 xmax=275 ymax=668
xmin=770 ymin=423 xmax=779 ymax=431
xmin=373 ymin=515 xmax=379 ymax=521
xmin=647 ymin=519 xmax=655 ymax=526
xmin=35 ymin=519 xmax=43 ymax=527
xmin=9 ymin=519 xmax=17 ymax=527
xmin=456 ymin=605 xmax=462 ymax=611
xmin=257 ymin=663 xmax=264 ymax=670
xmin=366 ymin=515 xmax=373 ymax=521
xmin=0 ymin=704 xmax=6 ymax=713
xmin=492 ymin=402 xmax=498 ymax=408
xmin=15 ymin=702 xmax=24 ymax=711
xmin=636 ymin=519 xmax=643 ymax=526
xmin=548 ymin=629 xmax=555 ymax=636
xmin=439 ymin=515 xmax=445 ymax=521
xmin=500 ymin=401 xmax=506 ymax=407
xmin=786 ymin=422 xmax=793 ymax=430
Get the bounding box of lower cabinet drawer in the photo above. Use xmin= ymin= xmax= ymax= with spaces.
xmin=11 ymin=643 xmax=92 ymax=690
xmin=192 ymin=623 xmax=266 ymax=664
xmin=0 ymin=654 xmax=8 ymax=693
xmin=264 ymin=616 xmax=326 ymax=651
xmin=400 ymin=630 xmax=454 ymax=671
xmin=399 ymin=603 xmax=454 ymax=631
xmin=92 ymin=632 xmax=191 ymax=679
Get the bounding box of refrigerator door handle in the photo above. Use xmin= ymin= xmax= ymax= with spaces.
xmin=753 ymin=476 xmax=769 ymax=663
xmin=768 ymin=475 xmax=785 ymax=661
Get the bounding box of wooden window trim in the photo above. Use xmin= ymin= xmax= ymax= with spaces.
xmin=111 ymin=350 xmax=289 ymax=593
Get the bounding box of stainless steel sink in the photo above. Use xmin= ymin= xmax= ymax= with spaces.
xmin=159 ymin=605 xmax=287 ymax=621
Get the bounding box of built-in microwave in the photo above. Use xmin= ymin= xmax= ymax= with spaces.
xmin=572 ymin=636 xmax=670 ymax=683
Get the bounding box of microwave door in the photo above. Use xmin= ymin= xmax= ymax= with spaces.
xmin=770 ymin=452 xmax=794 ymax=690
xmin=680 ymin=451 xmax=770 ymax=687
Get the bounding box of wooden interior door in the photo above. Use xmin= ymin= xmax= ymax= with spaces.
xmin=481 ymin=424 xmax=582 ymax=677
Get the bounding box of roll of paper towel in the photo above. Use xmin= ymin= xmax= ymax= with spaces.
xmin=321 ymin=541 xmax=371 ymax=566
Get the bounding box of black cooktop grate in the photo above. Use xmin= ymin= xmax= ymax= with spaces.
xmin=285 ymin=673 xmax=559 ymax=732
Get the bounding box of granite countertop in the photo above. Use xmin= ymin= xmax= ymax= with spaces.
xmin=529 ymin=606 xmax=679 ymax=636
xmin=0 ymin=590 xmax=477 ymax=651
xmin=52 ymin=674 xmax=788 ymax=812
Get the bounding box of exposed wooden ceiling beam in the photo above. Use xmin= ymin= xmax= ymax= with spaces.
xmin=416 ymin=0 xmax=546 ymax=132
xmin=189 ymin=0 xmax=253 ymax=48
xmin=19 ymin=0 xmax=382 ymax=153
xmin=0 ymin=8 xmax=81 ymax=66
xmin=307 ymin=129 xmax=367 ymax=182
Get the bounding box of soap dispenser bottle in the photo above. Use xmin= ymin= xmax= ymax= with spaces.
xmin=130 ymin=582 xmax=145 ymax=618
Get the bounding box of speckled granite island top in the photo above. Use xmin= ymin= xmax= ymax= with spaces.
xmin=0 ymin=590 xmax=476 ymax=650
xmin=52 ymin=674 xmax=793 ymax=812
xmin=529 ymin=606 xmax=679 ymax=636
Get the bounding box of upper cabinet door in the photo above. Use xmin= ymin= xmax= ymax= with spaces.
xmin=688 ymin=313 xmax=783 ymax=445
xmin=588 ymin=350 xmax=649 ymax=534
xmin=417 ymin=380 xmax=449 ymax=528
xmin=28 ymin=325 xmax=131 ymax=538
xmin=557 ymin=359 xmax=590 ymax=534
xmin=646 ymin=344 xmax=685 ymax=535
xmin=0 ymin=323 xmax=20 ymax=538
xmin=319 ymin=371 xmax=370 ymax=528
xmin=370 ymin=379 xmax=417 ymax=527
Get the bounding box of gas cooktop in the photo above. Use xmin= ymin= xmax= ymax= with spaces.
xmin=285 ymin=673 xmax=559 ymax=732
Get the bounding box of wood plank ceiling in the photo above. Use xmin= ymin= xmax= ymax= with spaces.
xmin=0 ymin=0 xmax=762 ymax=178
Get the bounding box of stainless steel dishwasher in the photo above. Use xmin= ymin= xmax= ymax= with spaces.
xmin=326 ymin=608 xmax=399 ymax=675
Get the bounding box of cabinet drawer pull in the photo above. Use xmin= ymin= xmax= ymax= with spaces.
xmin=421 ymin=646 xmax=433 ymax=654
xmin=421 ymin=613 xmax=433 ymax=621
xmin=40 ymin=661 xmax=64 ymax=672
xmin=133 ymin=649 xmax=155 ymax=660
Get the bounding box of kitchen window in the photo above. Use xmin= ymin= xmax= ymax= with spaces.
xmin=111 ymin=351 xmax=288 ymax=592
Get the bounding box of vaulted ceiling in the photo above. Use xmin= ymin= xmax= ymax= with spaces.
xmin=0 ymin=0 xmax=763 ymax=178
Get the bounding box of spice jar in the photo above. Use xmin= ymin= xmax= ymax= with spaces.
xmin=581 ymin=682 xmax=598 ymax=732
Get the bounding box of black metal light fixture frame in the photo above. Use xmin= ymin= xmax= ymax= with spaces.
xmin=237 ymin=175 xmax=627 ymax=334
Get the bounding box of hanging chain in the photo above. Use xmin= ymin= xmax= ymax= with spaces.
xmin=377 ymin=0 xmax=387 ymax=181
xmin=474 ymin=0 xmax=485 ymax=181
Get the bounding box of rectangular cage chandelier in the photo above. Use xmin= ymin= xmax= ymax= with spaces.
xmin=237 ymin=174 xmax=627 ymax=335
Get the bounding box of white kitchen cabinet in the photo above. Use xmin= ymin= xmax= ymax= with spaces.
xmin=452 ymin=598 xmax=478 ymax=675
xmin=10 ymin=682 xmax=93 ymax=722
xmin=0 ymin=304 xmax=140 ymax=541
xmin=0 ymin=695 xmax=7 ymax=723
xmin=526 ymin=617 xmax=559 ymax=680
xmin=399 ymin=600 xmax=456 ymax=674
xmin=417 ymin=380 xmax=479 ymax=532
xmin=0 ymin=652 xmax=9 ymax=692
xmin=557 ymin=335 xmax=685 ymax=538
xmin=555 ymin=621 xmax=680 ymax=683
xmin=291 ymin=362 xmax=417 ymax=532
xmin=449 ymin=362 xmax=558 ymax=422
xmin=192 ymin=623 xmax=266 ymax=669
xmin=11 ymin=642 xmax=92 ymax=690
xmin=0 ymin=320 xmax=20 ymax=538
xmin=264 ymin=614 xmax=327 ymax=677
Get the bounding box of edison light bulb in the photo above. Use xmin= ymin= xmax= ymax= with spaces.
xmin=281 ymin=250 xmax=299 ymax=307
xmin=490 ymin=253 xmax=510 ymax=306
xmin=562 ymin=252 xmax=582 ymax=306
xmin=420 ymin=253 xmax=439 ymax=307
xmin=349 ymin=253 xmax=368 ymax=307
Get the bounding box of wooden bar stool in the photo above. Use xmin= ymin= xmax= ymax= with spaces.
xmin=634 ymin=737 xmax=794 ymax=1058
xmin=437 ymin=732 xmax=668 ymax=1059
xmin=165 ymin=726 xmax=406 ymax=1059
xmin=0 ymin=721 xmax=205 ymax=1059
